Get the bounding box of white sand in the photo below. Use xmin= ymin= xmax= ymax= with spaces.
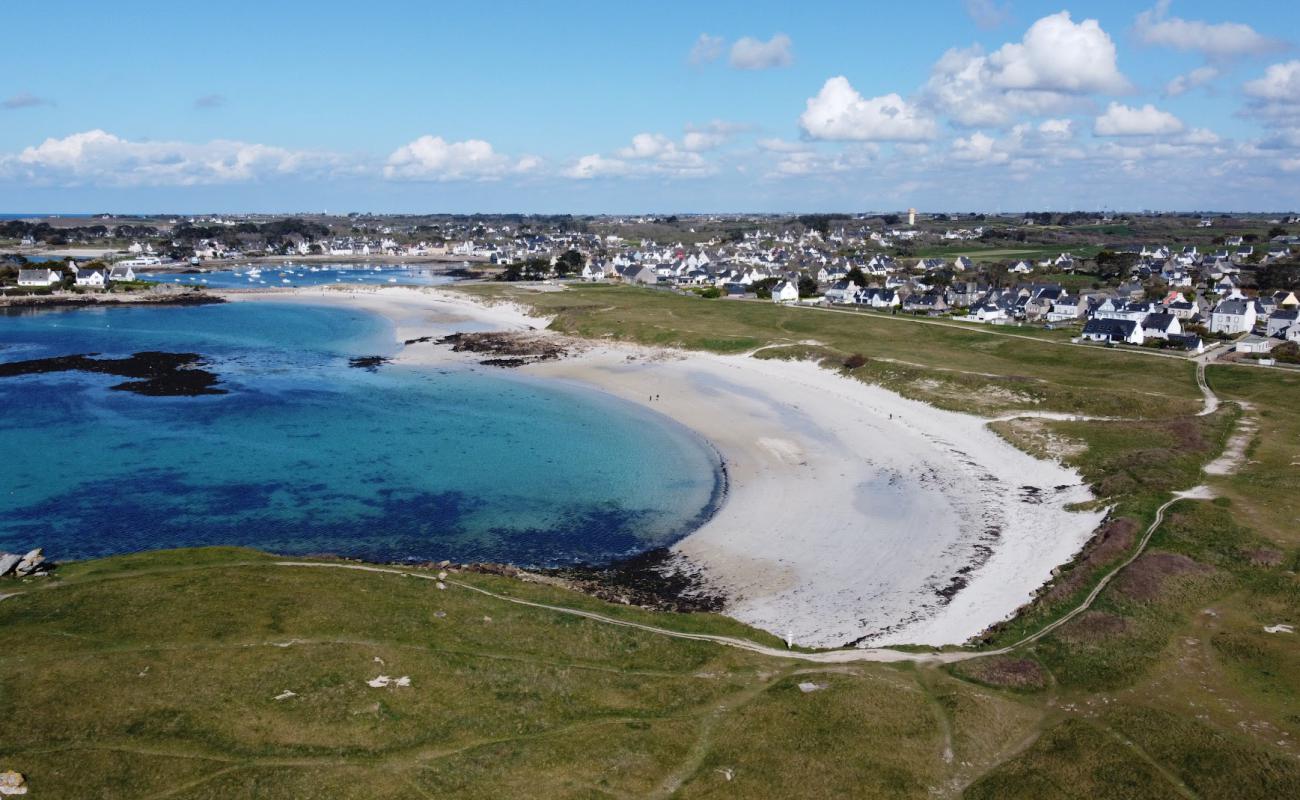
xmin=227 ymin=286 xmax=1105 ymax=648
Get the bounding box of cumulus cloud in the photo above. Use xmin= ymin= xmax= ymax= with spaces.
xmin=619 ymin=133 xmax=674 ymax=159
xmin=729 ymin=34 xmax=793 ymax=70
xmin=574 ymin=130 xmax=717 ymax=179
xmin=1038 ymin=118 xmax=1074 ymax=139
xmin=1135 ymin=1 xmax=1281 ymax=59
xmin=0 ymin=129 xmax=340 ymax=186
xmin=1164 ymin=66 xmax=1219 ymax=97
xmin=951 ymin=131 xmax=1008 ymax=163
xmin=383 ymin=135 xmax=537 ymax=181
xmin=682 ymin=120 xmax=745 ymax=152
xmin=194 ymin=93 xmax=226 ymax=109
xmin=923 ymin=12 xmax=1128 ymax=127
xmin=3 ymin=92 xmax=53 ymax=110
xmin=963 ymin=0 xmax=1011 ymax=30
xmin=1094 ymin=102 xmax=1185 ymax=136
xmin=800 ymin=77 xmax=936 ymax=142
xmin=564 ymin=154 xmax=628 ymax=179
xmin=1244 ymin=60 xmax=1300 ymax=101
xmin=985 ymin=12 xmax=1129 ymax=93
xmin=688 ymin=33 xmax=724 ymax=66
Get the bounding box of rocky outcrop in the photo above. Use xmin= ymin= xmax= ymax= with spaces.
xmin=0 ymin=770 xmax=26 ymax=795
xmin=0 ymin=548 xmax=51 ymax=578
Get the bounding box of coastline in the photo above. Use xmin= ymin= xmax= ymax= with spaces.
xmin=222 ymin=285 xmax=1107 ymax=648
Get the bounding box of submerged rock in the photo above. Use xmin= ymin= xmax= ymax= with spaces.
xmin=0 ymin=351 xmax=226 ymax=396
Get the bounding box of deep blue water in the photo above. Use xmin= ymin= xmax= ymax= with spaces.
xmin=0 ymin=303 xmax=721 ymax=565
xmin=139 ymin=264 xmax=459 ymax=289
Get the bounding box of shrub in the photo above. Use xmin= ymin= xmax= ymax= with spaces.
xmin=843 ymin=353 xmax=868 ymax=370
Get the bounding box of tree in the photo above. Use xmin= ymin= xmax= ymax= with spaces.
xmin=554 ymin=249 xmax=583 ymax=277
xmin=797 ymin=275 xmax=819 ymax=298
xmin=1094 ymin=250 xmax=1139 ymax=281
xmin=846 ymin=266 xmax=867 ymax=286
xmin=1268 ymin=226 xmax=1289 ymax=239
xmin=750 ymin=277 xmax=780 ymax=299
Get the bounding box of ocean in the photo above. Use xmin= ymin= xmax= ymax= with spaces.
xmin=0 ymin=302 xmax=721 ymax=565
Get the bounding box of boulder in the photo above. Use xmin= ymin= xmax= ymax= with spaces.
xmin=14 ymin=549 xmax=44 ymax=576
xmin=0 ymin=554 xmax=20 ymax=577
xmin=0 ymin=770 xmax=27 ymax=795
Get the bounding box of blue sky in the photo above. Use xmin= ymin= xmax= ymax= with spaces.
xmin=2 ymin=0 xmax=1298 ymax=212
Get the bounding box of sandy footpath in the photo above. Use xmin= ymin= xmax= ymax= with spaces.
xmin=225 ymin=286 xmax=1105 ymax=648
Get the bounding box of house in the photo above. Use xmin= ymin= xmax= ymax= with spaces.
xmin=74 ymin=265 xmax=107 ymax=288
xmin=579 ymin=263 xmax=605 ymax=282
xmin=1081 ymin=318 xmax=1144 ymax=345
xmin=17 ymin=269 xmax=61 ymax=287
xmin=1166 ymin=333 xmax=1205 ymax=353
xmin=968 ymin=300 xmax=1009 ymax=323
xmin=856 ymin=288 xmax=900 ymax=309
xmin=1208 ymin=298 xmax=1257 ymax=335
xmin=1235 ymin=335 xmax=1276 ymax=354
xmin=1141 ymin=312 xmax=1182 ymax=340
xmin=108 ymin=265 xmax=136 ymax=283
xmin=1272 ymin=290 xmax=1299 ymax=308
xmin=952 ymin=256 xmax=973 ymax=272
xmin=617 ymin=265 xmax=657 ymax=285
xmin=823 ymin=279 xmax=859 ymax=305
xmin=1266 ymin=308 xmax=1299 ymax=338
xmin=771 ymin=280 xmax=800 ymax=304
xmin=1045 ymin=295 xmax=1085 ymax=322
xmin=1009 ymin=260 xmax=1034 ymax=274
xmin=903 ymin=291 xmax=949 ymax=315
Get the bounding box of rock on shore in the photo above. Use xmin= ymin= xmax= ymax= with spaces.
xmin=0 ymin=548 xmax=50 ymax=578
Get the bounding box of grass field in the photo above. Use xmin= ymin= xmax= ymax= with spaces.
xmin=4 ymin=284 xmax=1298 ymax=797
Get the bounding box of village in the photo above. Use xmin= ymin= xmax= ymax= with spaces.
xmin=5 ymin=211 xmax=1299 ymax=364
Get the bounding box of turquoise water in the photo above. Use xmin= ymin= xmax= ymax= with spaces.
xmin=0 ymin=302 xmax=722 ymax=564
xmin=139 ymin=264 xmax=458 ymax=289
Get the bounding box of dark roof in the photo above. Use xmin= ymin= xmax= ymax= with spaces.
xmin=1083 ymin=318 xmax=1137 ymax=338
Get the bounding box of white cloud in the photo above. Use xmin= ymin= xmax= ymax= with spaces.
xmin=618 ymin=133 xmax=674 ymax=159
xmin=384 ymin=135 xmax=535 ymax=181
xmin=729 ymin=34 xmax=793 ymax=70
xmin=688 ymin=34 xmax=724 ymax=66
xmin=757 ymin=137 xmax=808 ymax=153
xmin=951 ymin=131 xmax=1009 ymax=163
xmin=1244 ymin=60 xmax=1300 ymax=101
xmin=963 ymin=0 xmax=1011 ymax=30
xmin=1 ymin=129 xmax=340 ymax=186
xmin=1164 ymin=66 xmax=1219 ymax=97
xmin=800 ymin=77 xmax=936 ymax=142
xmin=769 ymin=146 xmax=877 ymax=177
xmin=564 ymin=154 xmax=628 ymax=179
xmin=1094 ymin=103 xmax=1185 ymax=136
xmin=1038 ymin=118 xmax=1074 ymax=138
xmin=923 ymin=13 xmax=1128 ymax=128
xmin=985 ymin=12 xmax=1129 ymax=93
xmin=1180 ymin=128 xmax=1221 ymax=145
xmin=681 ymin=120 xmax=746 ymax=152
xmin=1135 ymin=1 xmax=1280 ymax=59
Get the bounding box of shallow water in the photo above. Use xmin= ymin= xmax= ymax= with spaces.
xmin=138 ymin=263 xmax=459 ymax=289
xmin=0 ymin=302 xmax=721 ymax=565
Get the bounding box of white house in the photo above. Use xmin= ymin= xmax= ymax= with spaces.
xmin=74 ymin=265 xmax=107 ymax=288
xmin=108 ymin=265 xmax=137 ymax=282
xmin=1208 ymin=299 xmax=1257 ymax=335
xmin=822 ymin=279 xmax=859 ymax=304
xmin=772 ymin=280 xmax=800 ymax=303
xmin=1141 ymin=312 xmax=1182 ymax=340
xmin=17 ymin=268 xmax=61 ymax=287
xmin=1081 ymin=318 xmax=1144 ymax=344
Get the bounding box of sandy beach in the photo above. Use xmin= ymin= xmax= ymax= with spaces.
xmin=226 ymin=286 xmax=1106 ymax=648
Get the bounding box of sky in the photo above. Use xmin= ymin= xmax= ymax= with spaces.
xmin=2 ymin=0 xmax=1298 ymax=213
